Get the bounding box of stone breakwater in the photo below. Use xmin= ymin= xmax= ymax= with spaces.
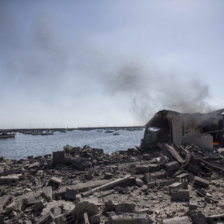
xmin=1 ymin=144 xmax=224 ymax=223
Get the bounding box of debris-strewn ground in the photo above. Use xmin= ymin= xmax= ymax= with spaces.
xmin=1 ymin=144 xmax=224 ymax=224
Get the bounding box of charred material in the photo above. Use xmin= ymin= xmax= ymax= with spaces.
xmin=141 ymin=109 xmax=224 ymax=150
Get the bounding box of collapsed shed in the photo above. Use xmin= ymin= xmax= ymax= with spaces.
xmin=141 ymin=109 xmax=224 ymax=150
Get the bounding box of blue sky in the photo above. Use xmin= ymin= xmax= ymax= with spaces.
xmin=0 ymin=0 xmax=224 ymax=128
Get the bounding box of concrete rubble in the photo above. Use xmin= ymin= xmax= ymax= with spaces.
xmin=1 ymin=140 xmax=224 ymax=223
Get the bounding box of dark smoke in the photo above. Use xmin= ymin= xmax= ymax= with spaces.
xmin=100 ymin=62 xmax=213 ymax=123
xmin=0 ymin=3 xmax=214 ymax=126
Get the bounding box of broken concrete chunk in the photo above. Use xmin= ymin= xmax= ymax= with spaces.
xmin=65 ymin=212 xmax=76 ymax=223
xmin=163 ymin=216 xmax=191 ymax=224
xmin=48 ymin=177 xmax=62 ymax=188
xmin=0 ymin=195 xmax=12 ymax=213
xmin=5 ymin=200 xmax=16 ymax=213
xmin=74 ymin=200 xmax=99 ymax=220
xmin=0 ymin=167 xmax=24 ymax=176
xmin=135 ymin=165 xmax=149 ymax=174
xmin=171 ymin=189 xmax=190 ymax=202
xmin=65 ymin=188 xmax=77 ymax=201
xmin=206 ymin=214 xmax=224 ymax=223
xmin=42 ymin=186 xmax=53 ymax=202
xmin=24 ymin=197 xmax=42 ymax=207
xmin=169 ymin=182 xmax=183 ymax=192
xmin=162 ymin=144 xmax=184 ymax=164
xmin=135 ymin=178 xmax=144 ymax=187
xmin=36 ymin=212 xmax=54 ymax=224
xmin=0 ymin=174 xmax=21 ymax=185
xmin=109 ymin=213 xmax=148 ymax=224
xmin=165 ymin=161 xmax=180 ymax=172
xmin=151 ymin=171 xmax=166 ymax=179
xmin=53 ymin=151 xmax=66 ymax=165
xmin=158 ymin=179 xmax=175 ymax=187
xmin=143 ymin=173 xmax=151 ymax=183
xmin=41 ymin=200 xmax=74 ymax=217
xmin=193 ymin=176 xmax=209 ymax=187
xmin=104 ymin=172 xmax=113 ymax=179
xmin=115 ymin=203 xmax=135 ymax=213
xmin=89 ymin=214 xmax=101 ymax=224
xmin=50 ymin=206 xmax=62 ymax=217
xmin=28 ymin=161 xmax=40 ymax=169
xmin=176 ymin=173 xmax=189 ymax=182
xmin=64 ymin=179 xmax=109 ymax=196
xmin=33 ymin=201 xmax=45 ymax=212
xmin=105 ymin=200 xmax=115 ymax=212
xmin=68 ymin=156 xmax=92 ymax=170
xmin=148 ymin=164 xmax=161 ymax=172
xmin=54 ymin=214 xmax=67 ymax=224
xmin=189 ymin=201 xmax=197 ymax=210
xmin=84 ymin=212 xmax=90 ymax=224
xmin=189 ymin=211 xmax=207 ymax=224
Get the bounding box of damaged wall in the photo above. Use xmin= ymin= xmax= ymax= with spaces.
xmin=141 ymin=109 xmax=224 ymax=150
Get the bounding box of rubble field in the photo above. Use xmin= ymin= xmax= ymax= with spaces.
xmin=1 ymin=143 xmax=224 ymax=224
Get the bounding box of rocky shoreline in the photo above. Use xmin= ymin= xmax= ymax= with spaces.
xmin=1 ymin=144 xmax=224 ymax=223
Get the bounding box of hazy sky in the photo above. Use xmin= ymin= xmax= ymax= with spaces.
xmin=0 ymin=0 xmax=224 ymax=128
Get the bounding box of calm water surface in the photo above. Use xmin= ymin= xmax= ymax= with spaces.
xmin=0 ymin=129 xmax=144 ymax=160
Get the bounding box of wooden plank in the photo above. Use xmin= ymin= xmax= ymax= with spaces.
xmin=82 ymin=175 xmax=131 ymax=197
xmin=83 ymin=212 xmax=90 ymax=224
xmin=164 ymin=144 xmax=184 ymax=164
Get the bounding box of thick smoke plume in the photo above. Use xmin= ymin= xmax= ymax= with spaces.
xmin=100 ymin=62 xmax=212 ymax=123
xmin=0 ymin=3 xmax=214 ymax=127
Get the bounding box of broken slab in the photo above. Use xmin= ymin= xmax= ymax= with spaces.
xmin=165 ymin=161 xmax=180 ymax=172
xmin=0 ymin=174 xmax=21 ymax=184
xmin=24 ymin=197 xmax=43 ymax=209
xmin=143 ymin=173 xmax=151 ymax=183
xmin=84 ymin=212 xmax=90 ymax=224
xmin=171 ymin=189 xmax=190 ymax=202
xmin=48 ymin=176 xmax=62 ymax=188
xmin=163 ymin=216 xmax=191 ymax=224
xmin=169 ymin=182 xmax=183 ymax=192
xmin=135 ymin=178 xmax=144 ymax=187
xmin=104 ymin=172 xmax=113 ymax=179
xmin=67 ymin=156 xmax=92 ymax=170
xmin=65 ymin=187 xmax=77 ymax=201
xmin=193 ymin=176 xmax=209 ymax=187
xmin=176 ymin=173 xmax=189 ymax=183
xmin=28 ymin=161 xmax=40 ymax=169
xmin=42 ymin=186 xmax=52 ymax=202
xmin=0 ymin=167 xmax=24 ymax=176
xmin=54 ymin=214 xmax=67 ymax=224
xmin=36 ymin=212 xmax=54 ymax=224
xmin=42 ymin=200 xmax=75 ymax=216
xmin=89 ymin=214 xmax=101 ymax=224
xmin=160 ymin=144 xmax=184 ymax=164
xmin=74 ymin=200 xmax=99 ymax=220
xmin=135 ymin=165 xmax=149 ymax=174
xmin=148 ymin=164 xmax=161 ymax=172
xmin=206 ymin=214 xmax=224 ymax=224
xmin=52 ymin=151 xmax=66 ymax=165
xmin=115 ymin=203 xmax=135 ymax=213
xmin=189 ymin=210 xmax=207 ymax=224
xmin=109 ymin=213 xmax=148 ymax=224
xmin=33 ymin=201 xmax=45 ymax=212
xmin=0 ymin=195 xmax=12 ymax=213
